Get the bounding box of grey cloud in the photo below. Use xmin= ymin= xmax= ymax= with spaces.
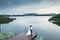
xmin=0 ymin=0 xmax=60 ymax=10
xmin=0 ymin=0 xmax=42 ymax=9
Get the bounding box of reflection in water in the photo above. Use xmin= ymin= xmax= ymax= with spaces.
xmin=0 ymin=17 xmax=16 ymax=32
xmin=1 ymin=16 xmax=60 ymax=40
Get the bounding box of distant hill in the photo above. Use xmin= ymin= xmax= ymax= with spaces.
xmin=0 ymin=13 xmax=56 ymax=16
xmin=23 ymin=13 xmax=56 ymax=16
xmin=23 ymin=13 xmax=38 ymax=16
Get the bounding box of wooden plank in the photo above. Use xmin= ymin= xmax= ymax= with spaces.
xmin=8 ymin=33 xmax=35 ymax=40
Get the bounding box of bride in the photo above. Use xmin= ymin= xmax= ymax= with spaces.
xmin=26 ymin=25 xmax=32 ymax=36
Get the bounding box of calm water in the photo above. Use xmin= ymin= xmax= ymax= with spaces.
xmin=1 ymin=16 xmax=60 ymax=40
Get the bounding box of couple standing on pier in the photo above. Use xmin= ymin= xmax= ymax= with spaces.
xmin=26 ymin=25 xmax=32 ymax=36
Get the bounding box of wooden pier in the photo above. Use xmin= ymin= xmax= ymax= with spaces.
xmin=8 ymin=33 xmax=36 ymax=40
xmin=9 ymin=25 xmax=37 ymax=40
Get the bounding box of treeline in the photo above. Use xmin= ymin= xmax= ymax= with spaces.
xmin=0 ymin=13 xmax=56 ymax=16
xmin=49 ymin=14 xmax=60 ymax=26
xmin=0 ymin=15 xmax=16 ymax=24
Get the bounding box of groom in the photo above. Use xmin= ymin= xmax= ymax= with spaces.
xmin=26 ymin=25 xmax=32 ymax=36
xmin=30 ymin=25 xmax=32 ymax=36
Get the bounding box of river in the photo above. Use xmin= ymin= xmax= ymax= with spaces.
xmin=1 ymin=16 xmax=60 ymax=40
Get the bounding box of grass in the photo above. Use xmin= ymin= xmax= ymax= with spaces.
xmin=0 ymin=32 xmax=14 ymax=40
xmin=0 ymin=15 xmax=16 ymax=24
xmin=49 ymin=14 xmax=60 ymax=26
xmin=34 ymin=36 xmax=44 ymax=40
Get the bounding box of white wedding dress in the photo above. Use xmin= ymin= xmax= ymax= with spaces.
xmin=26 ymin=28 xmax=31 ymax=36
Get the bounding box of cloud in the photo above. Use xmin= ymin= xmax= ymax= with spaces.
xmin=35 ymin=6 xmax=60 ymax=13
xmin=0 ymin=0 xmax=60 ymax=9
xmin=0 ymin=0 xmax=42 ymax=9
xmin=0 ymin=0 xmax=60 ymax=14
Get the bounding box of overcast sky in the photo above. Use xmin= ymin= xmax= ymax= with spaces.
xmin=0 ymin=0 xmax=60 ymax=15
